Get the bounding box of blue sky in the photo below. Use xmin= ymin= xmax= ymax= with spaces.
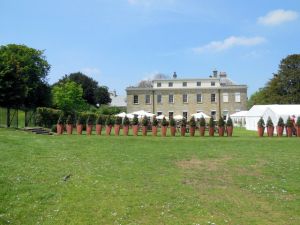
xmin=1 ymin=0 xmax=300 ymax=96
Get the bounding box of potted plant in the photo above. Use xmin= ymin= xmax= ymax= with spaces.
xmin=199 ymin=116 xmax=206 ymax=136
xmin=161 ymin=117 xmax=168 ymax=137
xmin=296 ymin=116 xmax=300 ymax=137
xmin=169 ymin=117 xmax=176 ymax=136
xmin=208 ymin=117 xmax=215 ymax=137
xmin=257 ymin=117 xmax=265 ymax=137
xmin=114 ymin=116 xmax=122 ymax=136
xmin=266 ymin=117 xmax=274 ymax=137
xmin=285 ymin=117 xmax=293 ymax=137
xmin=152 ymin=116 xmax=158 ymax=136
xmin=132 ymin=116 xmax=139 ymax=136
xmin=96 ymin=115 xmax=104 ymax=135
xmin=57 ymin=115 xmax=64 ymax=135
xmin=105 ymin=116 xmax=113 ymax=135
xmin=86 ymin=115 xmax=94 ymax=135
xmin=123 ymin=116 xmax=130 ymax=136
xmin=76 ymin=115 xmax=84 ymax=135
xmin=141 ymin=116 xmax=149 ymax=136
xmin=218 ymin=117 xmax=225 ymax=137
xmin=276 ymin=117 xmax=284 ymax=137
xmin=189 ymin=116 xmax=196 ymax=137
xmin=66 ymin=115 xmax=73 ymax=135
xmin=226 ymin=117 xmax=233 ymax=137
xmin=180 ymin=118 xmax=187 ymax=136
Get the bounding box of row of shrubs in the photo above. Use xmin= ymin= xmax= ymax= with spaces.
xmin=257 ymin=116 xmax=300 ymax=128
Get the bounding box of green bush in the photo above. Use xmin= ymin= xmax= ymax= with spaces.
xmin=152 ymin=116 xmax=158 ymax=126
xmin=296 ymin=116 xmax=300 ymax=126
xmin=169 ymin=117 xmax=176 ymax=127
xmin=115 ymin=116 xmax=122 ymax=125
xmin=199 ymin=117 xmax=206 ymax=127
xmin=161 ymin=117 xmax=168 ymax=126
xmin=226 ymin=117 xmax=233 ymax=127
xmin=189 ymin=116 xmax=196 ymax=127
xmin=132 ymin=116 xmax=139 ymax=125
xmin=257 ymin=117 xmax=265 ymax=128
xmin=208 ymin=117 xmax=215 ymax=128
xmin=142 ymin=116 xmax=149 ymax=126
xmin=66 ymin=115 xmax=73 ymax=125
xmin=123 ymin=116 xmax=130 ymax=126
xmin=181 ymin=118 xmax=187 ymax=127
xmin=57 ymin=114 xmax=64 ymax=125
xmin=86 ymin=115 xmax=95 ymax=125
xmin=218 ymin=117 xmax=225 ymax=127
xmin=76 ymin=115 xmax=85 ymax=125
xmin=266 ymin=117 xmax=274 ymax=127
xmin=277 ymin=117 xmax=284 ymax=127
xmin=36 ymin=107 xmax=62 ymax=128
xmin=96 ymin=115 xmax=105 ymax=125
xmin=286 ymin=117 xmax=293 ymax=127
xmin=105 ymin=116 xmax=114 ymax=126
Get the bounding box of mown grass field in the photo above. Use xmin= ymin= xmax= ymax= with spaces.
xmin=0 ymin=128 xmax=299 ymax=225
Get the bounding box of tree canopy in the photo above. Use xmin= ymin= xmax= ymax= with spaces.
xmin=52 ymin=80 xmax=87 ymax=112
xmin=0 ymin=44 xmax=51 ymax=108
xmin=55 ymin=72 xmax=111 ymax=106
xmin=248 ymin=54 xmax=300 ymax=108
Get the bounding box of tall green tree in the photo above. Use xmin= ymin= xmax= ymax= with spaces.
xmin=55 ymin=72 xmax=111 ymax=105
xmin=0 ymin=44 xmax=51 ymax=108
xmin=52 ymin=80 xmax=87 ymax=112
xmin=248 ymin=54 xmax=300 ymax=108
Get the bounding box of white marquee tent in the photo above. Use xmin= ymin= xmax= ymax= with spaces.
xmin=230 ymin=110 xmax=248 ymax=127
xmin=245 ymin=105 xmax=300 ymax=132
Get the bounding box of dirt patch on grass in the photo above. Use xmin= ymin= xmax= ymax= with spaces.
xmin=176 ymin=156 xmax=231 ymax=171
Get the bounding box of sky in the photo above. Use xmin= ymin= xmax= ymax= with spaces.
xmin=1 ymin=0 xmax=300 ymax=96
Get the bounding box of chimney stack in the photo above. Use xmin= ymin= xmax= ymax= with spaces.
xmin=173 ymin=72 xmax=177 ymax=79
xmin=213 ymin=70 xmax=218 ymax=78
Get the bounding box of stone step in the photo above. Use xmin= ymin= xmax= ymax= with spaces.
xmin=24 ymin=127 xmax=53 ymax=135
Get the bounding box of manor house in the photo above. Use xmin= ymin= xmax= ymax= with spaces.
xmin=126 ymin=71 xmax=247 ymax=120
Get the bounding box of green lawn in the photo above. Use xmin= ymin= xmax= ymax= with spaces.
xmin=0 ymin=128 xmax=299 ymax=225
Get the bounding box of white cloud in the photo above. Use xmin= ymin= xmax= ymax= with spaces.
xmin=258 ymin=9 xmax=298 ymax=26
xmin=81 ymin=67 xmax=101 ymax=77
xmin=193 ymin=36 xmax=266 ymax=53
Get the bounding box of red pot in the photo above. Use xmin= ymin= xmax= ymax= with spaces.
xmin=142 ymin=126 xmax=147 ymax=136
xmin=276 ymin=126 xmax=284 ymax=137
xmin=161 ymin=126 xmax=167 ymax=137
xmin=86 ymin=124 xmax=93 ymax=135
xmin=123 ymin=125 xmax=129 ymax=136
xmin=57 ymin=124 xmax=64 ymax=135
xmin=190 ymin=127 xmax=195 ymax=137
xmin=114 ymin=125 xmax=120 ymax=136
xmin=96 ymin=124 xmax=102 ymax=135
xmin=181 ymin=127 xmax=186 ymax=136
xmin=76 ymin=124 xmax=83 ymax=135
xmin=218 ymin=127 xmax=224 ymax=137
xmin=286 ymin=127 xmax=292 ymax=137
xmin=152 ymin=126 xmax=157 ymax=136
xmin=106 ymin=125 xmax=112 ymax=136
xmin=66 ymin=124 xmax=73 ymax=135
xmin=132 ymin=125 xmax=139 ymax=136
xmin=267 ymin=126 xmax=274 ymax=137
xmin=297 ymin=126 xmax=300 ymax=137
xmin=257 ymin=126 xmax=265 ymax=137
xmin=170 ymin=126 xmax=176 ymax=136
xmin=199 ymin=126 xmax=205 ymax=136
xmin=209 ymin=127 xmax=215 ymax=136
xmin=226 ymin=126 xmax=233 ymax=137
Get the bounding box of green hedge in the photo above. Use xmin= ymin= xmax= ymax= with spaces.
xmin=36 ymin=107 xmax=63 ymax=128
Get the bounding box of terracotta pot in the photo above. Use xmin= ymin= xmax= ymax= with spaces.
xmin=66 ymin=124 xmax=73 ymax=135
xmin=286 ymin=127 xmax=292 ymax=137
xmin=132 ymin=125 xmax=139 ymax=136
xmin=106 ymin=125 xmax=112 ymax=136
xmin=226 ymin=126 xmax=233 ymax=137
xmin=297 ymin=126 xmax=300 ymax=137
xmin=190 ymin=127 xmax=195 ymax=137
xmin=199 ymin=126 xmax=205 ymax=136
xmin=76 ymin=124 xmax=83 ymax=135
xmin=152 ymin=126 xmax=157 ymax=136
xmin=123 ymin=125 xmax=129 ymax=136
xmin=142 ymin=126 xmax=148 ymax=136
xmin=218 ymin=127 xmax=224 ymax=137
xmin=161 ymin=126 xmax=167 ymax=137
xmin=257 ymin=126 xmax=265 ymax=137
xmin=209 ymin=127 xmax=215 ymax=136
xmin=86 ymin=124 xmax=93 ymax=135
xmin=56 ymin=124 xmax=64 ymax=135
xmin=267 ymin=126 xmax=274 ymax=137
xmin=170 ymin=126 xmax=176 ymax=136
xmin=114 ymin=125 xmax=120 ymax=136
xmin=276 ymin=126 xmax=284 ymax=137
xmin=181 ymin=127 xmax=186 ymax=136
xmin=96 ymin=124 xmax=102 ymax=135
